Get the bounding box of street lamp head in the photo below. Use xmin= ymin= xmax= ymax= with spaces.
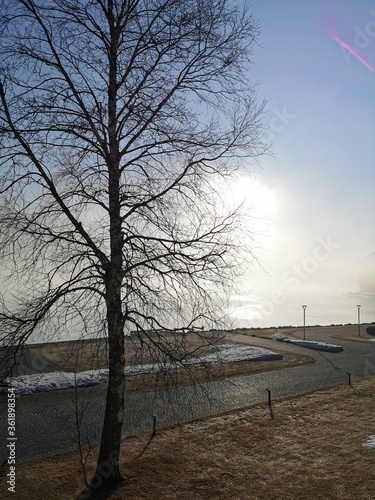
xmin=302 ymin=305 xmax=307 ymax=310
xmin=357 ymin=304 xmax=361 ymax=309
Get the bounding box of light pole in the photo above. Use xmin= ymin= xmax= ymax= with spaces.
xmin=302 ymin=305 xmax=307 ymax=340
xmin=357 ymin=305 xmax=361 ymax=337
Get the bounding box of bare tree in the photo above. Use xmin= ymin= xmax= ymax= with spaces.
xmin=0 ymin=0 xmax=266 ymax=492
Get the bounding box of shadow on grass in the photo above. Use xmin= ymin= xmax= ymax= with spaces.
xmin=137 ymin=433 xmax=157 ymax=458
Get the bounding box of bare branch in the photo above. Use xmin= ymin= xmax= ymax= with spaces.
xmin=0 ymin=0 xmax=266 ymax=491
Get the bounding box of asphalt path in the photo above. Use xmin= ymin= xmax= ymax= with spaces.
xmin=1 ymin=325 xmax=375 ymax=464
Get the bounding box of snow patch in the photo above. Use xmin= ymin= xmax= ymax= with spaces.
xmin=272 ymin=334 xmax=343 ymax=352
xmin=272 ymin=333 xmax=289 ymax=342
xmin=363 ymin=435 xmax=375 ymax=449
xmin=200 ymin=344 xmax=282 ymax=364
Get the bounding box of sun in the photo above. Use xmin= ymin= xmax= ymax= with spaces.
xmin=214 ymin=173 xmax=276 ymax=234
xmin=209 ymin=173 xmax=277 ymax=250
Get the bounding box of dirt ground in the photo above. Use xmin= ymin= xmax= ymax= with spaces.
xmin=3 ymin=377 xmax=375 ymax=500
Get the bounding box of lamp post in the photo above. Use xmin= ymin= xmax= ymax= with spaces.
xmin=302 ymin=305 xmax=307 ymax=340
xmin=357 ymin=305 xmax=361 ymax=337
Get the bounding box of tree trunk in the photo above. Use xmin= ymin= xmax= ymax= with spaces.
xmin=91 ymin=202 xmax=124 ymax=491
xmin=92 ymin=270 xmax=125 ymax=488
xmin=90 ymin=5 xmax=125 ymax=487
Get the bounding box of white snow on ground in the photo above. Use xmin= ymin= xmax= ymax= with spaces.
xmin=272 ymin=333 xmax=344 ymax=352
xmin=6 ymin=344 xmax=282 ymax=395
xmin=200 ymin=344 xmax=282 ymax=364
xmin=363 ymin=435 xmax=375 ymax=449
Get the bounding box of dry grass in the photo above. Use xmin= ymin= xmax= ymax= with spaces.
xmin=123 ymin=350 xmax=313 ymax=392
xmin=30 ymin=332 xmax=224 ymax=372
xmin=30 ymin=339 xmax=109 ymax=372
xmin=29 ymin=331 xmax=313 ymax=392
xmin=243 ymin=327 xmax=375 ymax=346
xmin=30 ymin=330 xmax=296 ymax=373
xmin=330 ymin=332 xmax=375 ymax=343
xmin=234 ymin=327 xmax=302 ymax=339
xmin=29 ymin=327 xmax=373 ymax=374
xmin=3 ymin=378 xmax=375 ymax=500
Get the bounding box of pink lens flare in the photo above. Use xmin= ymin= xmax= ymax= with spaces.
xmin=330 ymin=33 xmax=374 ymax=72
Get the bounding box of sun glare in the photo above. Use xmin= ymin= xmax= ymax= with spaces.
xmin=212 ymin=173 xmax=277 ymax=243
xmin=219 ymin=174 xmax=276 ymax=222
xmin=329 ymin=33 xmax=374 ymax=72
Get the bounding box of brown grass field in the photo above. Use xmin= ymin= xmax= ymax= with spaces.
xmin=3 ymin=378 xmax=375 ymax=499
xmin=330 ymin=332 xmax=375 ymax=343
xmin=3 ymin=327 xmax=375 ymax=499
xmin=29 ymin=329 xmax=313 ymax=392
xmin=26 ymin=324 xmax=372 ymax=394
xmin=29 ymin=328 xmax=302 ymax=373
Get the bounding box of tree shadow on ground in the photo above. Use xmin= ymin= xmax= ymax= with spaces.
xmin=77 ymin=482 xmax=124 ymax=500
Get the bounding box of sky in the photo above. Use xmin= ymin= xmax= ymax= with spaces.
xmin=237 ymin=0 xmax=375 ymax=294
xmin=2 ymin=1 xmax=374 ymax=335
xmin=225 ymin=0 xmax=375 ymax=327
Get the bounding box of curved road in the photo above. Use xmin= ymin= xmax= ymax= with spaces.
xmin=1 ymin=325 xmax=375 ymax=464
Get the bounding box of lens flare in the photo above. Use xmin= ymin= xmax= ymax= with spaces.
xmin=330 ymin=33 xmax=374 ymax=72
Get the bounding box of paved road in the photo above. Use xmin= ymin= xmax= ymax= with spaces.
xmin=1 ymin=325 xmax=375 ymax=464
